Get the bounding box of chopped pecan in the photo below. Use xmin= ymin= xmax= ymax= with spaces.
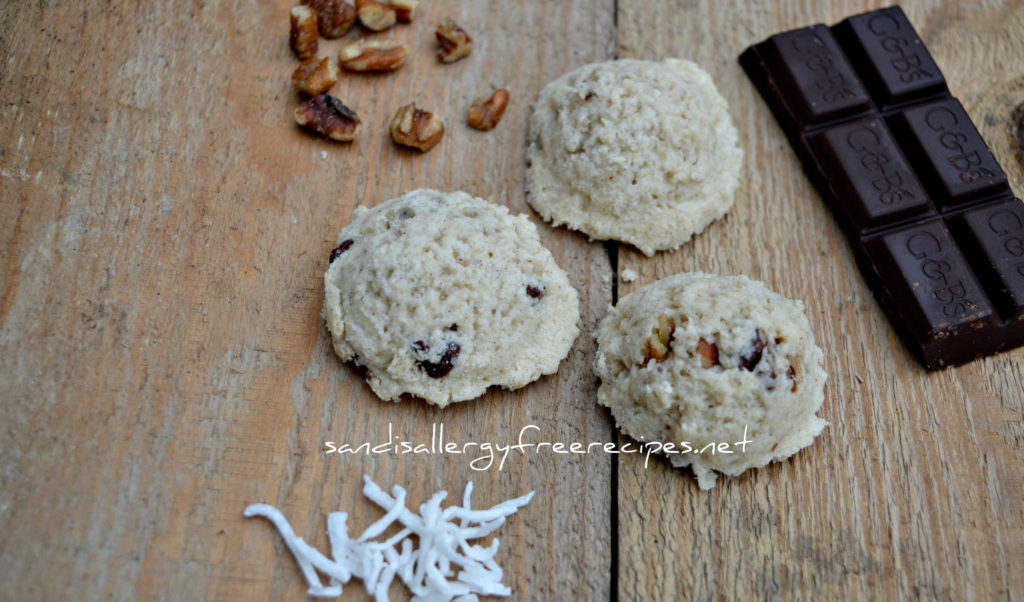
xmin=694 ymin=337 xmax=720 ymax=368
xmin=294 ymin=94 xmax=362 ymax=141
xmin=338 ymin=38 xmax=410 ymax=71
xmin=467 ymin=89 xmax=510 ymax=131
xmin=436 ymin=18 xmax=472 ymax=63
xmin=391 ymin=0 xmax=420 ymax=21
xmin=292 ymin=56 xmax=340 ymax=96
xmin=305 ymin=0 xmax=357 ymax=38
xmin=290 ymin=5 xmax=319 ymax=59
xmin=642 ymin=314 xmax=675 ymax=366
xmin=389 ymin=103 xmax=445 ymax=151
xmin=355 ymin=0 xmax=396 ymax=30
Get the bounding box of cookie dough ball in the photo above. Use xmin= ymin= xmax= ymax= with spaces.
xmin=323 ymin=189 xmax=580 ymax=407
xmin=526 ymin=59 xmax=742 ymax=256
xmin=595 ymin=273 xmax=827 ymax=489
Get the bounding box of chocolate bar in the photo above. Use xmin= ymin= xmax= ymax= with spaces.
xmin=740 ymin=6 xmax=1023 ymax=368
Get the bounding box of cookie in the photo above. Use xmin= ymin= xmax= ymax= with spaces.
xmin=323 ymin=189 xmax=580 ymax=407
xmin=526 ymin=59 xmax=742 ymax=256
xmin=594 ymin=273 xmax=827 ymax=489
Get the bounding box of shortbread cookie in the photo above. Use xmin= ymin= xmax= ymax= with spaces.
xmin=526 ymin=59 xmax=742 ymax=256
xmin=594 ymin=273 xmax=827 ymax=489
xmin=323 ymin=189 xmax=580 ymax=407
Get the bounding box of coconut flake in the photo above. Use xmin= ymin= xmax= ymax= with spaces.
xmin=245 ymin=476 xmax=533 ymax=602
xmin=243 ymin=504 xmax=340 ymax=597
xmin=358 ymin=485 xmax=407 ymax=542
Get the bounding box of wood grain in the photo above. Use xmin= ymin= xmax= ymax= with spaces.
xmin=615 ymin=1 xmax=1024 ymax=600
xmin=1 ymin=0 xmax=1023 ymax=600
xmin=0 ymin=1 xmax=614 ymax=600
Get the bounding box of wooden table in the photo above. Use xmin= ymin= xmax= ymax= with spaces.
xmin=2 ymin=1 xmax=1022 ymax=599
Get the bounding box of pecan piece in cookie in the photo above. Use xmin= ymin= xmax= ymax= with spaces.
xmin=642 ymin=314 xmax=675 ymax=366
xmin=694 ymin=337 xmax=720 ymax=368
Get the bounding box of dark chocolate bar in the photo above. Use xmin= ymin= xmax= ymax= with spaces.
xmin=740 ymin=6 xmax=1023 ymax=369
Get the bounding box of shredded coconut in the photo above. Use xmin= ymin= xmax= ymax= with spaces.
xmin=621 ymin=268 xmax=638 ymax=283
xmin=245 ymin=476 xmax=534 ymax=601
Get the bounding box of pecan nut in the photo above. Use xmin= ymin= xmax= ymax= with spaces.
xmin=294 ymin=94 xmax=362 ymax=141
xmin=291 ymin=56 xmax=340 ymax=96
xmin=642 ymin=314 xmax=676 ymax=366
xmin=355 ymin=0 xmax=396 ymax=31
xmin=305 ymin=0 xmax=356 ymax=38
xmin=338 ymin=38 xmax=409 ymax=71
xmin=289 ymin=5 xmax=319 ymax=59
xmin=694 ymin=337 xmax=720 ymax=368
xmin=389 ymin=103 xmax=444 ymax=151
xmin=467 ymin=89 xmax=510 ymax=130
xmin=436 ymin=18 xmax=472 ymax=62
xmin=391 ymin=0 xmax=420 ymax=22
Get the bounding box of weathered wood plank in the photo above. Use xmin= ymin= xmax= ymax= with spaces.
xmin=0 ymin=1 xmax=615 ymax=599
xmin=614 ymin=1 xmax=1024 ymax=600
xmin=4 ymin=0 xmax=1023 ymax=599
